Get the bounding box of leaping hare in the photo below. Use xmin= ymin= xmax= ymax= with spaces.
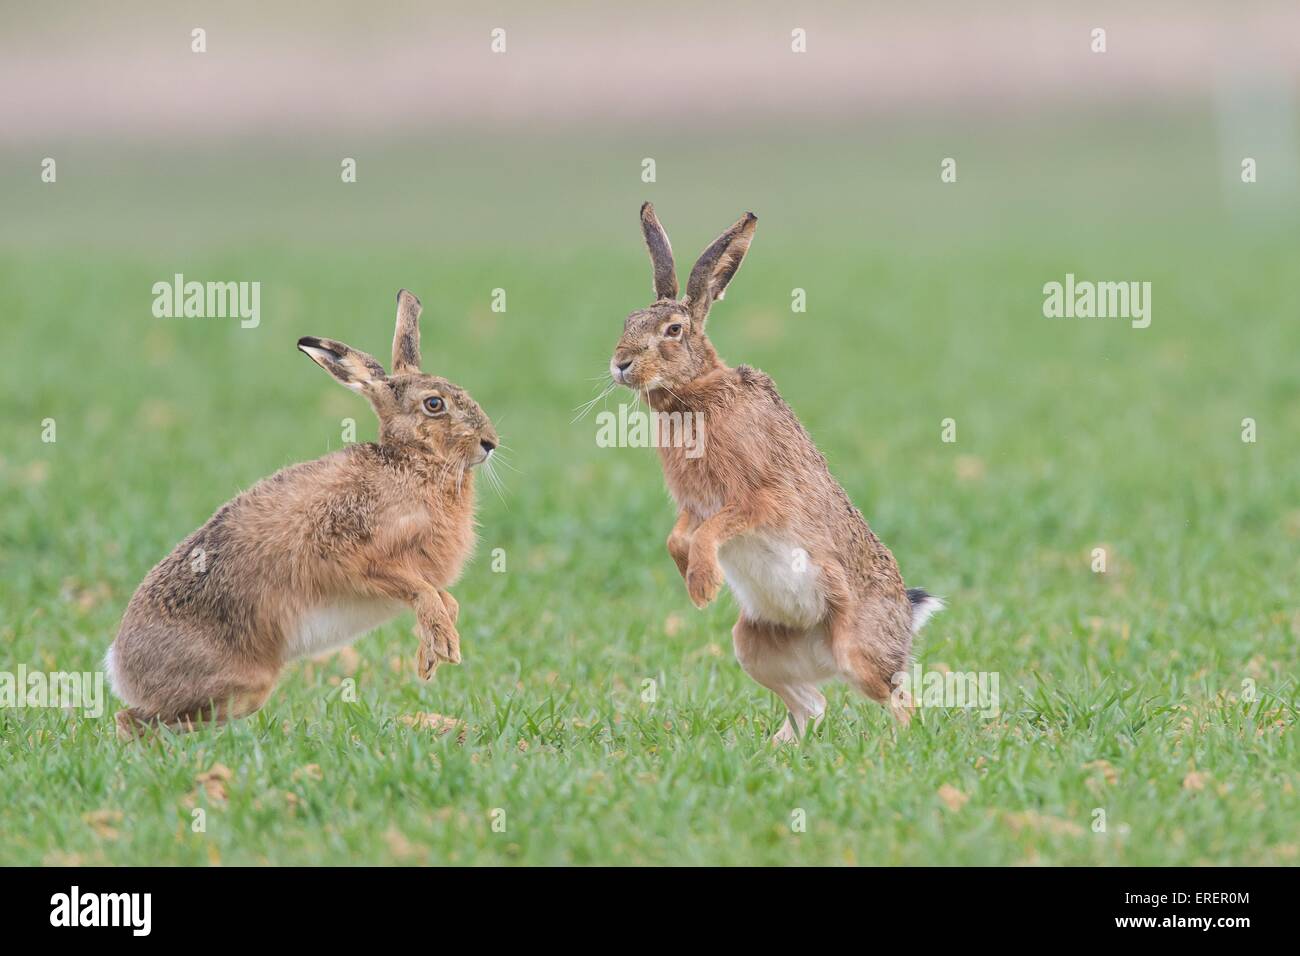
xmin=108 ymin=290 xmax=497 ymax=737
xmin=610 ymin=204 xmax=942 ymax=743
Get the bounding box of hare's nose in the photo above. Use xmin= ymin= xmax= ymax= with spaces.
xmin=480 ymin=439 xmax=496 ymax=454
xmin=616 ymin=360 xmax=633 ymax=373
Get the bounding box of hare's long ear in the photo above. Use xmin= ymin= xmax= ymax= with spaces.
xmin=684 ymin=212 xmax=757 ymax=325
xmin=298 ymin=336 xmax=388 ymax=395
xmin=391 ymin=289 xmax=422 ymax=374
xmin=640 ymin=202 xmax=678 ymax=300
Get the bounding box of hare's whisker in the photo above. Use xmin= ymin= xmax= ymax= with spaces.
xmin=437 ymin=455 xmax=457 ymax=492
xmin=481 ymin=459 xmax=508 ymax=507
xmin=491 ymin=454 xmax=521 ymax=475
xmin=657 ymin=382 xmax=688 ymax=408
xmin=572 ymin=381 xmax=616 ymax=423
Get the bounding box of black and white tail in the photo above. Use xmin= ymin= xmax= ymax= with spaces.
xmin=906 ymin=587 xmax=945 ymax=635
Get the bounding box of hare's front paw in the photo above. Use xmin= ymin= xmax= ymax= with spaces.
xmin=667 ymin=535 xmax=691 ymax=580
xmin=685 ymin=559 xmax=723 ymax=609
xmin=438 ymin=589 xmax=460 ymax=624
xmin=416 ymin=620 xmax=462 ymax=680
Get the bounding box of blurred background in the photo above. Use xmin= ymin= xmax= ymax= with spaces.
xmin=1 ymin=2 xmax=1297 ymax=864
xmin=4 ymin=1 xmax=1298 ymax=245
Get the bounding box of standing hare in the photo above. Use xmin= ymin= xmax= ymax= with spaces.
xmin=610 ymin=204 xmax=942 ymax=743
xmin=108 ymin=290 xmax=497 ymax=737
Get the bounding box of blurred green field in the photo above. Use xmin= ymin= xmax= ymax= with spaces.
xmin=1 ymin=116 xmax=1298 ymax=865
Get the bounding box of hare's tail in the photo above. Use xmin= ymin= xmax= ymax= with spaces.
xmin=906 ymin=588 xmax=945 ymax=635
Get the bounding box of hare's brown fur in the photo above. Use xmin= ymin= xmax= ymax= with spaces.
xmin=109 ymin=291 xmax=497 ymax=737
xmin=612 ymin=204 xmax=941 ymax=742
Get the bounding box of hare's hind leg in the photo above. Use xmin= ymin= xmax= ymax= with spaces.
xmin=827 ymin=597 xmax=914 ymax=724
xmin=110 ymin=621 xmax=281 ymax=739
xmin=167 ymin=681 xmax=276 ymax=733
xmin=732 ymin=615 xmax=832 ymax=744
xmin=115 ymin=707 xmax=157 ymax=741
xmin=115 ymin=679 xmax=276 ymax=741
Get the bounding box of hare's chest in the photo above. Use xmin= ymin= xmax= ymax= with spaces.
xmin=390 ymin=502 xmax=476 ymax=584
xmin=718 ymin=532 xmax=826 ymax=630
xmin=660 ymin=456 xmax=727 ymax=520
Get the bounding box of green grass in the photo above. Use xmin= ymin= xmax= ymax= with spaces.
xmin=1 ymin=119 xmax=1298 ymax=865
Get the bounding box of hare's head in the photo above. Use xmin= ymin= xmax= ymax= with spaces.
xmin=298 ymin=290 xmax=497 ymax=466
xmin=610 ymin=203 xmax=756 ymax=392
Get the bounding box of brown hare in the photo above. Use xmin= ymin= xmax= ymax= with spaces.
xmin=108 ymin=290 xmax=497 ymax=737
xmin=610 ymin=203 xmax=942 ymax=743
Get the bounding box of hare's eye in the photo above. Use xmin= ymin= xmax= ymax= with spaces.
xmin=665 ymin=323 xmax=683 ymax=338
xmin=422 ymin=396 xmax=445 ymax=415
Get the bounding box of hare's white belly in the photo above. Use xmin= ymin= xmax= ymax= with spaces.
xmin=718 ymin=532 xmax=826 ymax=629
xmin=286 ymin=598 xmax=404 ymax=659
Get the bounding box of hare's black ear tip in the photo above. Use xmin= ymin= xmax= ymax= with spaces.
xmin=297 ymin=338 xmax=340 ymax=364
xmin=744 ymin=211 xmax=757 ymax=223
xmin=641 ymin=201 xmax=654 ymax=216
xmin=298 ymin=336 xmax=337 ymax=360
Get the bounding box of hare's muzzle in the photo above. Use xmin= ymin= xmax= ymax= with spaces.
xmin=611 ymin=357 xmax=635 ymax=385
